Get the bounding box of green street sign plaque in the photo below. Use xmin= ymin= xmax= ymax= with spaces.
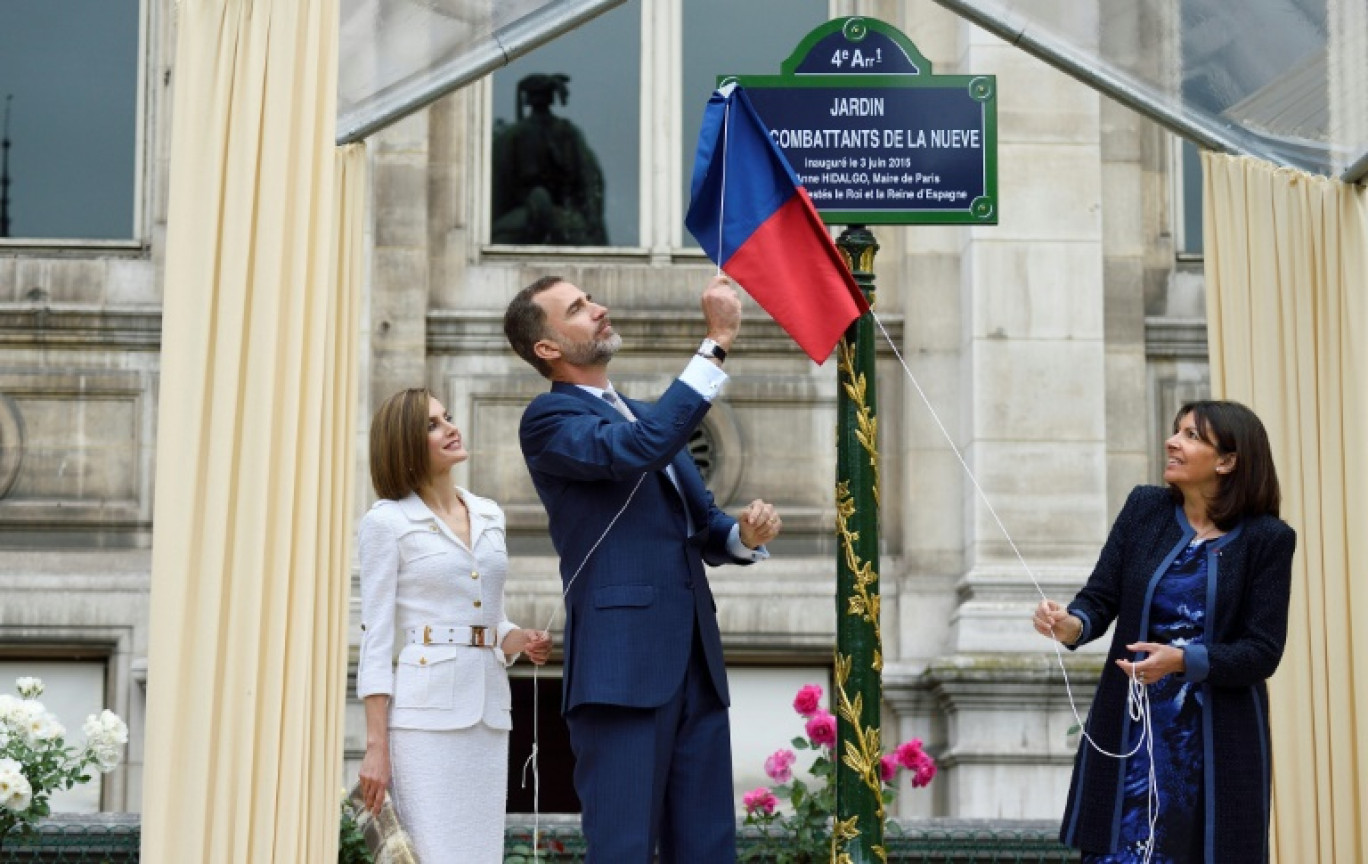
xmin=725 ymin=17 xmax=998 ymax=225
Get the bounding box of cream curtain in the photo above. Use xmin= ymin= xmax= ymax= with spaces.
xmin=140 ymin=0 xmax=365 ymax=859
xmin=1203 ymin=152 xmax=1368 ymax=863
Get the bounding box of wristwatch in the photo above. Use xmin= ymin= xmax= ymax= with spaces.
xmin=697 ymin=338 xmax=727 ymax=364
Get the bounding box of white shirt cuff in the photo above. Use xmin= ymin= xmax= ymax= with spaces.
xmin=727 ymin=524 xmax=770 ymax=562
xmin=679 ymin=355 xmax=728 ymax=401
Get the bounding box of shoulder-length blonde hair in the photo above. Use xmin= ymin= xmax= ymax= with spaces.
xmin=369 ymin=388 xmax=432 ymax=500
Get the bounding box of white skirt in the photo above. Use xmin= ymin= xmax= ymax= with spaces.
xmin=389 ymin=724 xmax=509 ymax=864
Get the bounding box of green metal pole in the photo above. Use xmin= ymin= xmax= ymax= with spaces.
xmin=832 ymin=225 xmax=883 ymax=864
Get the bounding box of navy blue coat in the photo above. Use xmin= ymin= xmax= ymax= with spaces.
xmin=1062 ymin=485 xmax=1296 ymax=862
xmin=519 ymin=379 xmax=753 ymax=712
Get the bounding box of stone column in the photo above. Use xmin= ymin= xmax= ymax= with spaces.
xmin=890 ymin=4 xmax=1111 ymax=819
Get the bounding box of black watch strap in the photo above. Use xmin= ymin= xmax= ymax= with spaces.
xmin=697 ymin=338 xmax=727 ymax=363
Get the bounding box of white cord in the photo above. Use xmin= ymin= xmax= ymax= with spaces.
xmin=544 ymin=473 xmax=649 ymax=628
xmin=715 ymin=98 xmax=731 ymax=278
xmin=869 ymin=310 xmax=1157 ymax=849
xmin=519 ymin=723 xmax=540 ymax=857
xmin=521 ymin=472 xmax=648 ymax=861
xmin=1131 ymin=673 xmax=1158 ymax=864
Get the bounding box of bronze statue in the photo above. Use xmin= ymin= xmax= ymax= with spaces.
xmin=491 ymin=74 xmax=608 ymax=246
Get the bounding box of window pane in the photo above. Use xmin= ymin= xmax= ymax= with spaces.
xmin=0 ymin=660 xmax=108 ymax=812
xmin=727 ymin=666 xmax=830 ymax=810
xmin=1179 ymin=139 xmax=1204 ymax=255
xmin=490 ymin=1 xmax=640 ymax=247
xmin=505 ymin=670 xmax=578 ymax=813
xmin=680 ymin=0 xmax=828 ymax=247
xmin=0 ymin=1 xmax=140 ymax=240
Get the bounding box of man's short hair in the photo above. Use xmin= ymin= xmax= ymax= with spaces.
xmin=504 ymin=275 xmax=565 ymax=379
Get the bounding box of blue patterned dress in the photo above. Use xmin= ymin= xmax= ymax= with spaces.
xmin=1084 ymin=539 xmax=1209 ymax=864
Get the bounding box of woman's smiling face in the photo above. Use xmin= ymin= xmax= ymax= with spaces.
xmin=1163 ymin=410 xmax=1233 ymax=491
xmin=425 ymin=396 xmax=467 ymax=476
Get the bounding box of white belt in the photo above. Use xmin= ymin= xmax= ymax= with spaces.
xmin=404 ymin=624 xmax=495 ymax=647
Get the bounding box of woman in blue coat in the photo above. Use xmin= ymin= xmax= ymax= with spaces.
xmin=1034 ymin=400 xmax=1296 ymax=863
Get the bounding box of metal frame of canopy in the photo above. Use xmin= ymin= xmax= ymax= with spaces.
xmin=1342 ymin=149 xmax=1368 ymax=184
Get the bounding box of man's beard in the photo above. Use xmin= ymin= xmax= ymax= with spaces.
xmin=559 ymin=331 xmax=622 ymax=366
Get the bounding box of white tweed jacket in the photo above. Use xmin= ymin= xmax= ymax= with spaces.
xmin=356 ymin=488 xmax=519 ymax=731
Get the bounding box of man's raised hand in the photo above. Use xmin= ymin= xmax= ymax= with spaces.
xmin=701 ymin=274 xmax=741 ymax=351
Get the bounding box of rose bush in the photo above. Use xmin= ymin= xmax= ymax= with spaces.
xmin=0 ymin=678 xmax=127 ymax=851
xmin=739 ymin=683 xmax=935 ymax=863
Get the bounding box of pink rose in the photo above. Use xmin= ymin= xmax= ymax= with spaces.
xmin=805 ymin=710 xmax=837 ymax=747
xmin=879 ymin=753 xmax=899 ymax=783
xmin=894 ymin=738 xmax=924 ymax=770
xmin=764 ymin=748 xmax=797 ymax=784
xmin=909 ymin=752 xmax=937 ymax=788
xmin=792 ymin=684 xmax=824 ymax=717
xmin=743 ymin=787 xmax=778 ymax=815
xmin=893 ymin=739 xmax=936 ymax=786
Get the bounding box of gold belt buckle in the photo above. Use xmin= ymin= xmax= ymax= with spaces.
xmin=470 ymin=625 xmax=487 ymax=647
xmin=422 ymin=625 xmax=433 ymax=646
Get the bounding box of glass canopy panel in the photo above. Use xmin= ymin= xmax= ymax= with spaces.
xmin=930 ymin=0 xmax=1368 ymax=179
xmin=342 ymin=0 xmax=1368 ymax=179
xmin=337 ymin=0 xmax=626 ymax=143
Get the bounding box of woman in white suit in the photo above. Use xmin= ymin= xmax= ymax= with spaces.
xmin=356 ymin=388 xmax=551 ymax=863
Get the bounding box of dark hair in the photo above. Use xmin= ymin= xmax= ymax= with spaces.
xmin=503 ymin=275 xmax=565 ymax=379
xmin=1168 ymin=400 xmax=1281 ymax=527
xmin=369 ymin=388 xmax=433 ymax=500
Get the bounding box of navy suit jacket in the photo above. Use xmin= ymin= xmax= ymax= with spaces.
xmin=519 ymin=379 xmax=754 ymax=711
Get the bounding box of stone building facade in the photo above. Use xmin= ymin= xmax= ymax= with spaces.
xmin=0 ymin=0 xmax=1209 ymax=819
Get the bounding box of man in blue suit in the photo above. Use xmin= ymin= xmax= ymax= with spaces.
xmin=503 ymin=273 xmax=781 ymax=863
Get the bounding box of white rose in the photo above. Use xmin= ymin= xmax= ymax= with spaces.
xmin=84 ymin=709 xmax=129 ymax=747
xmin=15 ymin=677 xmax=43 ymax=699
xmin=0 ymin=758 xmax=32 ymax=813
xmin=17 ymin=701 xmax=64 ymax=744
xmin=90 ymin=743 xmax=122 ymax=773
xmin=101 ymin=709 xmax=128 ymax=744
xmin=0 ymin=693 xmax=19 ymax=724
xmin=83 ymin=710 xmax=128 ymax=772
